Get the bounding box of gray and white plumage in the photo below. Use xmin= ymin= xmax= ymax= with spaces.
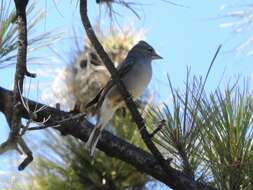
xmin=85 ymin=41 xmax=162 ymax=156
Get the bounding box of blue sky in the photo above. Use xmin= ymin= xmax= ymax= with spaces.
xmin=1 ymin=0 xmax=253 ymax=188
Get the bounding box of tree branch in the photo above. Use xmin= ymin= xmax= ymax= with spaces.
xmin=10 ymin=0 xmax=29 ymax=142
xmin=0 ymin=87 xmax=217 ymax=190
xmin=78 ymin=1 xmax=192 ymax=188
xmin=0 ymin=0 xmax=35 ymax=170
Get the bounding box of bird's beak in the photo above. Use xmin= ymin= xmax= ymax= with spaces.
xmin=152 ymin=51 xmax=163 ymax=60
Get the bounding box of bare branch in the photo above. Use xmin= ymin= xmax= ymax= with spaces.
xmin=17 ymin=138 xmax=33 ymax=171
xmin=160 ymin=0 xmax=189 ymax=8
xmin=27 ymin=113 xmax=86 ymax=131
xmin=149 ymin=119 xmax=166 ymax=138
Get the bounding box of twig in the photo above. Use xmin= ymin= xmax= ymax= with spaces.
xmin=149 ymin=119 xmax=166 ymax=138
xmin=26 ymin=124 xmax=60 ymax=131
xmin=17 ymin=138 xmax=33 ymax=171
xmin=96 ymin=0 xmax=141 ymax=19
xmin=27 ymin=113 xmax=86 ymax=131
xmin=79 ymin=1 xmax=200 ymax=190
xmin=160 ymin=0 xmax=189 ymax=8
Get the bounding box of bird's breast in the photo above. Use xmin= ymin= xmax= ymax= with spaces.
xmin=123 ymin=62 xmax=152 ymax=99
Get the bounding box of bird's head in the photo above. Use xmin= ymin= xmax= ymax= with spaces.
xmin=130 ymin=40 xmax=162 ymax=60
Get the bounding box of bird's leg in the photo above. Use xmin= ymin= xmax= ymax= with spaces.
xmin=85 ymin=99 xmax=115 ymax=157
xmin=90 ymin=128 xmax=102 ymax=157
xmin=85 ymin=124 xmax=102 ymax=156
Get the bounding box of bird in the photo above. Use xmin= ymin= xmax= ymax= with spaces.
xmin=84 ymin=40 xmax=162 ymax=156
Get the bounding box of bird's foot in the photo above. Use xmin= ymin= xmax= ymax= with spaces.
xmin=70 ymin=103 xmax=81 ymax=114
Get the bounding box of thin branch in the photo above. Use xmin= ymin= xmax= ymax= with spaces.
xmin=17 ymin=138 xmax=33 ymax=171
xmin=27 ymin=112 xmax=86 ymax=131
xmin=149 ymin=119 xmax=166 ymax=138
xmin=26 ymin=124 xmax=60 ymax=131
xmin=160 ymin=0 xmax=189 ymax=8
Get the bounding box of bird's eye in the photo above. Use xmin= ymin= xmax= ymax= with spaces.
xmin=80 ymin=60 xmax=87 ymax=68
xmin=90 ymin=52 xmax=98 ymax=61
xmin=90 ymin=52 xmax=100 ymax=66
xmin=147 ymin=48 xmax=153 ymax=53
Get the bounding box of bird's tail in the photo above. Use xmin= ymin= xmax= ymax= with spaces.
xmin=85 ymin=124 xmax=102 ymax=157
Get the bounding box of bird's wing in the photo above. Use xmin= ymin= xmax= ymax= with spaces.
xmin=85 ymin=80 xmax=114 ymax=109
xmin=117 ymin=58 xmax=135 ymax=77
xmin=85 ymin=87 xmax=104 ymax=109
xmin=85 ymin=59 xmax=135 ymax=110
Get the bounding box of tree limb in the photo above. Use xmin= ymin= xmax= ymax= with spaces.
xmin=10 ymin=0 xmax=29 ymax=142
xmin=1 ymin=0 xmax=35 ymax=170
xmin=0 ymin=86 xmax=217 ymax=190
xmin=78 ymin=1 xmax=191 ymax=188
